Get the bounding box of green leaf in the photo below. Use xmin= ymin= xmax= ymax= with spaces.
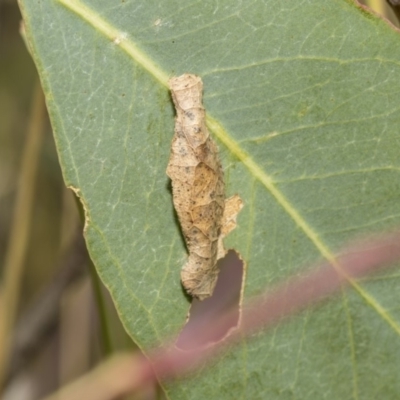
xmin=20 ymin=0 xmax=400 ymax=398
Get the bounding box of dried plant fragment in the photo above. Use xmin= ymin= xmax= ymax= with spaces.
xmin=167 ymin=74 xmax=243 ymax=300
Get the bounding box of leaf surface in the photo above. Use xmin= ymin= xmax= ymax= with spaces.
xmin=20 ymin=0 xmax=400 ymax=398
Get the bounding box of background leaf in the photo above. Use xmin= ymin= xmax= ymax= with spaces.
xmin=20 ymin=0 xmax=400 ymax=398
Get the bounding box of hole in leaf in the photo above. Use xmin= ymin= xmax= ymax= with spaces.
xmin=176 ymin=250 xmax=244 ymax=350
